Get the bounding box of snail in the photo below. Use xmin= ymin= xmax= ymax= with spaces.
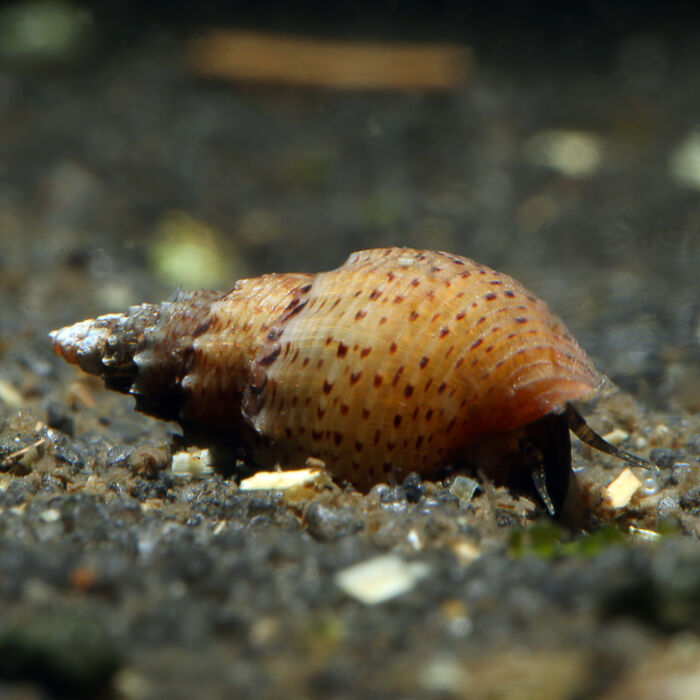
xmin=50 ymin=247 xmax=654 ymax=515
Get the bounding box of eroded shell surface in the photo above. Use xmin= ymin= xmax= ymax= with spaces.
xmin=51 ymin=247 xmax=607 ymax=489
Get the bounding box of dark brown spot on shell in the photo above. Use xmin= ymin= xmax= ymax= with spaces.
xmin=369 ymin=289 xmax=381 ymax=300
xmin=470 ymin=338 xmax=483 ymax=350
xmin=337 ymin=342 xmax=348 ymax=358
xmin=419 ymin=356 xmax=429 ymax=369
xmin=439 ymin=327 xmax=449 ymax=338
xmin=393 ymin=415 xmax=402 ymax=428
xmin=355 ymin=310 xmax=367 ymax=321
xmin=374 ymin=374 xmax=383 ymax=388
xmin=340 ymin=403 xmax=349 ymax=416
xmin=349 ymin=372 xmax=362 ymax=385
xmin=485 ymin=293 xmax=497 ymax=301
xmin=360 ymin=347 xmax=371 ymax=358
xmin=259 ymin=346 xmax=281 ymax=366
xmin=404 ymin=384 xmax=414 ymax=398
xmin=409 ymin=311 xmax=419 ymax=321
xmin=322 ymin=379 xmax=333 ymax=394
xmin=389 ymin=342 xmax=398 ymax=354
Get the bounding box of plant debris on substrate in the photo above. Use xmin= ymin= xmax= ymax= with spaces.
xmin=0 ymin=375 xmax=699 ymax=697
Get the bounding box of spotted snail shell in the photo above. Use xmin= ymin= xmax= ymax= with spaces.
xmin=51 ymin=248 xmax=652 ymax=515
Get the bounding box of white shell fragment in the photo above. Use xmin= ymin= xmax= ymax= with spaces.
xmin=334 ymin=554 xmax=430 ymax=605
xmin=669 ymin=131 xmax=700 ymax=191
xmin=605 ymin=467 xmax=642 ymax=508
xmin=602 ymin=428 xmax=630 ymax=446
xmin=239 ymin=467 xmax=324 ymax=491
xmin=449 ymin=475 xmax=480 ymax=505
xmin=524 ymin=129 xmax=603 ymax=178
xmin=628 ymin=526 xmax=662 ymax=542
xmin=171 ymin=449 xmax=215 ymax=478
xmin=0 ymin=379 xmax=24 ymax=407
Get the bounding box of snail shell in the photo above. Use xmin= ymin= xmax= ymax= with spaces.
xmin=51 ymin=247 xmax=649 ymax=514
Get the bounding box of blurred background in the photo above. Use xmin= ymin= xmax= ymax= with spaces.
xmin=0 ymin=0 xmax=698 ymax=414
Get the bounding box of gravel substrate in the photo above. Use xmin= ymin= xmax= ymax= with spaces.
xmin=1 ymin=9 xmax=699 ymax=698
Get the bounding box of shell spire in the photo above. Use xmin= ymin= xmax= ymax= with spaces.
xmin=50 ymin=290 xmax=221 ymax=420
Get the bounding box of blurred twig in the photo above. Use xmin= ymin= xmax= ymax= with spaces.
xmin=187 ymin=30 xmax=472 ymax=91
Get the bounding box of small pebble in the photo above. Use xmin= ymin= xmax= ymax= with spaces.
xmin=419 ymin=654 xmax=469 ymax=693
xmin=46 ymin=400 xmax=75 ymax=436
xmin=685 ymin=434 xmax=700 ymax=455
xmin=657 ymin=495 xmax=680 ymax=517
xmin=449 ymin=476 xmax=480 ymax=505
xmin=653 ymin=424 xmax=671 ymax=440
xmin=524 ymin=129 xmax=603 ymax=177
xmin=304 ymin=501 xmax=362 ymax=541
xmin=669 ymin=462 xmax=693 ymax=486
xmin=39 ymin=507 xmax=61 ymax=523
xmin=679 ymin=488 xmax=700 ymax=514
xmin=669 ymin=130 xmax=700 ymax=190
xmin=401 ymin=472 xmax=425 ymax=503
xmin=379 ymin=486 xmax=408 ymax=510
xmin=451 ymin=539 xmax=481 ymax=566
xmin=649 ymin=447 xmax=678 ymax=470
xmin=0 ymin=378 xmax=24 ymax=407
